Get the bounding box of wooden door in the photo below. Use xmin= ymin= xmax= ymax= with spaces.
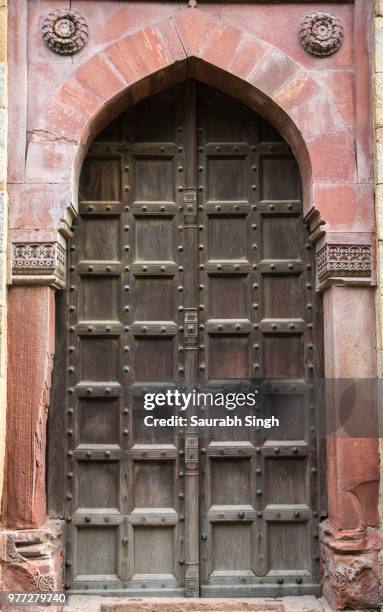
xmin=49 ymin=81 xmax=324 ymax=597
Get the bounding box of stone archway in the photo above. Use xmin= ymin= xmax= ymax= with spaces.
xmin=4 ymin=7 xmax=380 ymax=609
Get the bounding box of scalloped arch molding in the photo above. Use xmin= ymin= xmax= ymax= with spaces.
xmin=24 ymin=8 xmax=361 ymax=236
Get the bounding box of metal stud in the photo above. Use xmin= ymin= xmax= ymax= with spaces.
xmin=86 ymin=451 xmax=92 ymax=458
xmin=201 ymin=533 xmax=208 ymax=541
xmin=277 ymin=578 xmax=284 ymax=585
xmin=123 ymin=429 xmax=129 ymax=436
xmin=256 ymin=511 xmax=263 ymax=518
xmin=256 ymin=489 xmax=262 ymax=496
xmin=273 ymin=447 xmax=280 ymax=454
xmin=238 ymin=511 xmax=245 ymax=519
xmin=85 ymin=516 xmax=91 ymax=523
xmin=105 ymin=451 xmax=111 ymax=458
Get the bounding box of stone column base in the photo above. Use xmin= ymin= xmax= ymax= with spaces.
xmin=0 ymin=520 xmax=64 ymax=594
xmin=320 ymin=519 xmax=383 ymax=610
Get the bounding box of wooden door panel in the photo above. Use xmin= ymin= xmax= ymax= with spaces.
xmin=51 ymin=82 xmax=324 ymax=597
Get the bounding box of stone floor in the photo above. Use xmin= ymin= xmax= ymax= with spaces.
xmin=67 ymin=596 xmax=332 ymax=612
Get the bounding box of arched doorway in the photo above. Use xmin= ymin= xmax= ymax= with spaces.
xmin=50 ymin=81 xmax=324 ymax=597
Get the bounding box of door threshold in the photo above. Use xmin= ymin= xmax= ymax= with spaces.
xmin=67 ymin=595 xmax=330 ymax=612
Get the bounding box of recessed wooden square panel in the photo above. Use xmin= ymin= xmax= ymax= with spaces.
xmin=260 ymin=157 xmax=301 ymax=200
xmin=132 ymin=396 xmax=174 ymax=445
xmin=212 ymin=524 xmax=252 ymax=571
xmin=268 ymin=523 xmax=309 ymax=571
xmin=76 ymin=527 xmax=118 ymax=577
xmin=261 ymin=216 xmax=300 ymax=260
xmin=78 ymin=398 xmax=120 ymax=445
xmin=135 ymin=158 xmax=175 ymax=202
xmin=135 ymin=218 xmax=174 ymax=261
xmin=134 ymin=526 xmax=174 ymax=574
xmin=78 ymin=461 xmax=119 ymax=509
xmin=263 ymin=275 xmax=302 ymax=319
xmin=263 ymin=335 xmax=303 ymax=378
xmin=133 ymin=278 xmax=175 ymax=321
xmin=209 ymin=275 xmax=247 ymax=319
xmin=209 ymin=335 xmax=249 ymax=379
xmin=265 ymin=458 xmax=307 ymax=504
xmin=263 ymin=394 xmax=307 ymax=441
xmin=79 ymin=276 xmax=121 ymax=322
xmin=207 ymin=158 xmax=246 ymax=201
xmin=212 ymin=459 xmax=250 ymax=505
xmin=80 ymin=157 xmax=121 ymax=201
xmin=82 ymin=217 xmax=120 ymax=261
xmin=134 ymin=461 xmax=174 ymax=508
xmin=208 ymin=217 xmax=247 ymax=260
xmin=80 ymin=337 xmax=119 ymax=381
xmin=134 ymin=337 xmax=174 ymax=382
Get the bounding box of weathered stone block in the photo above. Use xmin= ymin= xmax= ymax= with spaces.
xmin=0 ymin=520 xmax=64 ymax=605
xmin=320 ymin=521 xmax=383 ymax=610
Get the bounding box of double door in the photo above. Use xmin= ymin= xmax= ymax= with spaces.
xmin=50 ymin=81 xmax=324 ymax=597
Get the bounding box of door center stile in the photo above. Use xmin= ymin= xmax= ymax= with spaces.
xmin=181 ymin=81 xmax=200 ymax=598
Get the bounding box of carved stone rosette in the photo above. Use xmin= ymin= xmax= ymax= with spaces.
xmin=42 ymin=9 xmax=88 ymax=56
xmin=299 ymin=12 xmax=344 ymax=57
xmin=12 ymin=241 xmax=66 ymax=289
xmin=317 ymin=244 xmax=371 ymax=284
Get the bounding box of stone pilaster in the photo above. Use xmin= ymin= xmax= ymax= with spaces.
xmin=0 ymin=0 xmax=7 ymax=517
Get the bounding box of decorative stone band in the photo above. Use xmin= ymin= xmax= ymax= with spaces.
xmin=12 ymin=241 xmax=66 ymax=289
xmin=317 ymin=244 xmax=372 ymax=286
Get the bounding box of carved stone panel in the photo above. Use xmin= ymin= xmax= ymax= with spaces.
xmin=12 ymin=241 xmax=66 ymax=289
xmin=317 ymin=244 xmax=372 ymax=283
